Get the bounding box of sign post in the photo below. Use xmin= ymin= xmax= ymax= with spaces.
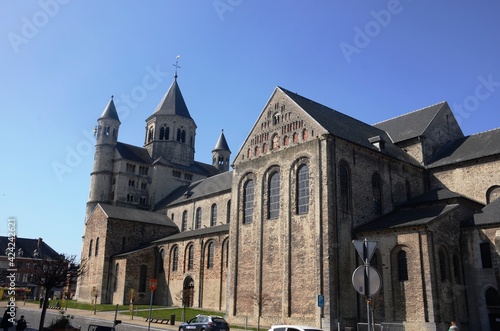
xmin=352 ymin=239 xmax=380 ymax=331
xmin=317 ymin=294 xmax=324 ymax=329
xmin=147 ymin=279 xmax=158 ymax=331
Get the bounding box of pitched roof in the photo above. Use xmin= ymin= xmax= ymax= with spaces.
xmin=116 ymin=142 xmax=153 ymax=164
xmin=153 ymin=224 xmax=229 ymax=243
xmin=428 ymin=128 xmax=500 ymax=168
xmin=98 ymin=203 xmax=177 ymax=227
xmin=99 ymin=97 xmax=121 ymax=122
xmin=400 ymin=188 xmax=462 ymax=206
xmin=373 ymin=102 xmax=446 ymax=143
xmin=213 ymin=130 xmax=231 ymax=152
xmin=0 ymin=237 xmax=60 ymax=259
xmin=156 ymin=171 xmax=233 ymax=209
xmin=279 ymin=87 xmax=420 ymax=166
xmin=150 ymin=79 xmax=193 ymax=120
xmin=355 ymin=204 xmax=459 ymax=233
xmin=466 ymin=198 xmax=500 ymax=227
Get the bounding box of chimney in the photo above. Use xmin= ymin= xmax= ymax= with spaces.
xmin=369 ymin=136 xmax=385 ymax=151
xmin=37 ymin=238 xmax=43 ymax=248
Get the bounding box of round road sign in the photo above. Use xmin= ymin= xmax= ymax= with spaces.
xmin=352 ymin=265 xmax=381 ymax=296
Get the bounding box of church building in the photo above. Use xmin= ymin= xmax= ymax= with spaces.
xmin=77 ymin=71 xmax=500 ymax=331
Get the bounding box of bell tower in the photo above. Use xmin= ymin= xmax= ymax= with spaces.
xmin=212 ymin=130 xmax=231 ymax=172
xmin=86 ymin=96 xmax=120 ymax=220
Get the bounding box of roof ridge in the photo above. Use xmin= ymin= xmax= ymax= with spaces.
xmin=468 ymin=127 xmax=500 ymax=136
xmin=374 ymin=101 xmax=446 ymax=125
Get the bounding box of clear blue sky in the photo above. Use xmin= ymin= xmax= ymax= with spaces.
xmin=1 ymin=1 xmax=499 ymax=257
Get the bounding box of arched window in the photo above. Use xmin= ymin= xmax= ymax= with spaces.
xmin=139 ymin=265 xmax=147 ymax=292
xmin=372 ymin=173 xmax=382 ymax=214
xmin=159 ymin=125 xmax=170 ymax=140
xmin=243 ymin=180 xmax=254 ymax=224
xmin=453 ymin=253 xmax=461 ymax=284
xmin=297 ymin=165 xmax=309 ymax=214
xmin=439 ymin=249 xmax=447 ymax=281
xmin=293 ymin=132 xmax=299 ymax=143
xmin=226 ymin=200 xmax=231 ymax=224
xmin=195 ymin=208 xmax=202 ymax=229
xmin=302 ymin=129 xmax=308 ymax=140
xmin=113 ymin=263 xmax=119 ymax=292
xmin=182 ymin=211 xmax=188 ymax=231
xmin=268 ymin=172 xmax=280 ymax=219
xmin=177 ymin=128 xmax=186 ymax=142
xmin=88 ymin=239 xmax=93 ymax=258
xmin=398 ymin=250 xmax=408 ymax=281
xmin=487 ymin=185 xmax=500 ymax=204
xmin=172 ymin=246 xmax=179 ymax=272
xmin=210 ymin=204 xmax=217 ymax=227
xmin=207 ymin=242 xmax=214 ymax=269
xmin=158 ymin=249 xmax=165 ymax=273
xmin=339 ymin=162 xmax=351 ymax=214
xmin=405 ymin=180 xmax=412 ymax=201
xmin=148 ymin=127 xmax=154 ymax=142
xmin=95 ymin=237 xmax=99 ymax=257
xmin=187 ymin=245 xmax=194 ymax=270
xmin=283 ymin=135 xmax=289 ymax=146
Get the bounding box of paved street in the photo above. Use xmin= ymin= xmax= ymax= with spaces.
xmin=8 ymin=303 xmax=181 ymax=331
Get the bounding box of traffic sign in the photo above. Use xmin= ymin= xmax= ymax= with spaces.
xmin=352 ymin=265 xmax=381 ymax=296
xmin=317 ymin=294 xmax=324 ymax=307
xmin=353 ymin=239 xmax=378 ymax=263
xmin=149 ymin=278 xmax=158 ymax=291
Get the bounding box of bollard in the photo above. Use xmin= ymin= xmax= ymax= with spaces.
xmin=170 ymin=314 xmax=175 ymax=325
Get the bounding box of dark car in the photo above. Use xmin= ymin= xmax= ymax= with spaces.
xmin=179 ymin=314 xmax=229 ymax=331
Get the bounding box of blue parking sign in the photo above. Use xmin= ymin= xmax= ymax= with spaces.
xmin=317 ymin=294 xmax=324 ymax=307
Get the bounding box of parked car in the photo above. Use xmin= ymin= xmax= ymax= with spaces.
xmin=268 ymin=325 xmax=323 ymax=331
xmin=179 ymin=314 xmax=229 ymax=331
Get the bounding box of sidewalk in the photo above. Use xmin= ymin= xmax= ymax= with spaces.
xmin=16 ymin=302 xmax=181 ymax=331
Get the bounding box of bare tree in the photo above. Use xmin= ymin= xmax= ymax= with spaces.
xmin=31 ymin=254 xmax=86 ymax=331
xmin=175 ymin=287 xmax=194 ymax=322
xmin=252 ymin=292 xmax=271 ymax=331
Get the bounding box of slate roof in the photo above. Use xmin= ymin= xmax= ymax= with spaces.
xmin=465 ymin=198 xmax=500 ymax=227
xmin=400 ymin=188 xmax=462 ymax=206
xmin=149 ymin=79 xmax=193 ymax=121
xmin=156 ymin=171 xmax=233 ymax=209
xmin=373 ymin=102 xmax=446 ymax=143
xmin=355 ymin=204 xmax=460 ymax=233
xmin=98 ymin=203 xmax=177 ymax=228
xmin=279 ymin=87 xmax=420 ymax=166
xmin=152 ymin=224 xmax=229 ymax=243
xmin=99 ymin=97 xmax=121 ymax=122
xmin=213 ymin=130 xmax=231 ymax=152
xmin=0 ymin=236 xmax=60 ymax=259
xmin=116 ymin=142 xmax=153 ymax=164
xmin=428 ymin=128 xmax=500 ymax=168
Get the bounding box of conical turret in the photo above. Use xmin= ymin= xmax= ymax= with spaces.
xmin=212 ymin=130 xmax=231 ymax=172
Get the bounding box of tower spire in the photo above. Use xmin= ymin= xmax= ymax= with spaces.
xmin=173 ymin=55 xmax=181 ymax=79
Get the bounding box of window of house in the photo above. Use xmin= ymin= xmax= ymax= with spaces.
xmin=184 ymin=173 xmax=193 ymax=181
xmin=339 ymin=162 xmax=351 ymax=214
xmin=372 ymin=173 xmax=382 ymax=214
xmin=89 ymin=239 xmax=93 ymax=258
xmin=268 ymin=172 xmax=280 ymax=219
xmin=177 ymin=128 xmax=186 ymax=142
xmin=226 ymin=200 xmax=231 ymax=224
xmin=210 ymin=204 xmax=217 ymax=227
xmin=95 ymin=237 xmax=99 ymax=257
xmin=207 ymin=242 xmax=214 ymax=269
xmin=113 ymin=263 xmax=119 ymax=292
xmin=297 ymin=165 xmax=309 ymax=214
xmin=172 ymin=170 xmax=181 ymax=178
xmin=397 ymin=250 xmax=408 ymax=281
xmin=139 ymin=265 xmax=147 ymax=292
xmin=148 ymin=127 xmax=154 ymax=143
xmin=480 ymin=242 xmax=493 ymax=268
xmin=159 ymin=125 xmax=170 ymax=140
xmin=182 ymin=211 xmax=188 ymax=231
xmin=195 ymin=208 xmax=202 ymax=229
xmin=158 ymin=249 xmax=165 ymax=274
xmin=243 ymin=180 xmax=254 ymax=224
xmin=172 ymin=246 xmax=179 ymax=272
xmin=439 ymin=249 xmax=447 ymax=281
xmin=187 ymin=245 xmax=194 ymax=270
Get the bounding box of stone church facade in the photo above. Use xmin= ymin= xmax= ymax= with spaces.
xmin=77 ymin=75 xmax=500 ymax=331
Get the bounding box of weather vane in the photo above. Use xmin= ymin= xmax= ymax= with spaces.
xmin=173 ymin=55 xmax=181 ymax=79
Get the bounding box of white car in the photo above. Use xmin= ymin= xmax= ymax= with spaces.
xmin=268 ymin=325 xmax=323 ymax=331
